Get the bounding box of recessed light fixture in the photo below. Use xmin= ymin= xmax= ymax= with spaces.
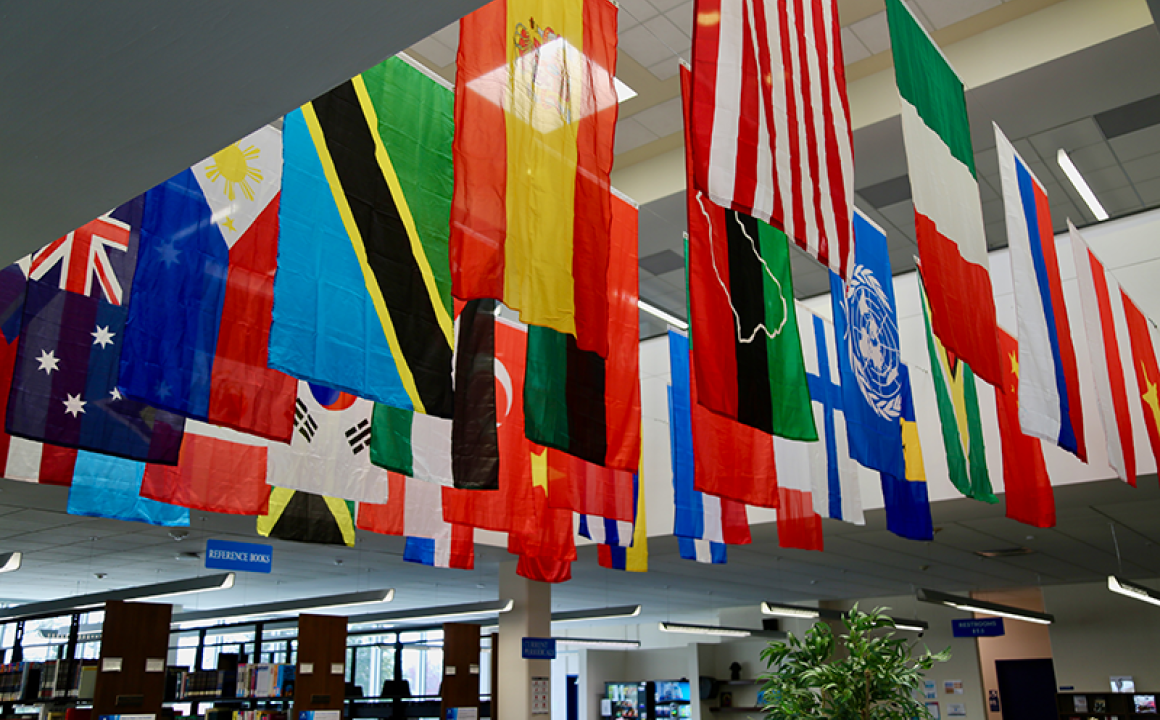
xmin=0 ymin=552 xmax=21 ymax=574
xmin=1108 ymin=576 xmax=1160 ymax=608
xmin=917 ymin=588 xmax=1054 ymax=625
xmin=1057 ymin=148 xmax=1109 ymax=221
xmin=638 ymin=300 xmax=688 ymax=330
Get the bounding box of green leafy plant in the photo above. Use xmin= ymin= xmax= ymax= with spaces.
xmin=759 ymin=605 xmax=949 ymax=720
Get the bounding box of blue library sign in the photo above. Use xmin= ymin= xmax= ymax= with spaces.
xmin=952 ymin=618 xmax=1005 ymax=637
xmin=522 ymin=637 xmax=557 ymax=660
xmin=205 ymin=538 xmax=273 ymax=573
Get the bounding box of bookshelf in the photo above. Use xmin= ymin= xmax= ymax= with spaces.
xmin=91 ymin=600 xmax=172 ymax=718
xmin=293 ymin=614 xmax=346 ymax=713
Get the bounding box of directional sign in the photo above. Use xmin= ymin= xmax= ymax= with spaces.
xmin=952 ymin=618 xmax=1005 ymax=637
xmin=522 ymin=637 xmax=557 ymax=660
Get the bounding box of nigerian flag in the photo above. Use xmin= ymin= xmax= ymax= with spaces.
xmin=919 ymin=275 xmax=997 ymax=503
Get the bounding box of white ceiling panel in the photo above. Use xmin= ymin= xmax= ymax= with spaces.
xmin=913 ymin=0 xmax=1001 ymax=30
xmin=615 ymin=117 xmax=660 ymax=154
xmin=619 ymin=24 xmax=676 ymax=68
xmin=842 ymin=26 xmax=872 ymax=64
xmin=848 ymin=11 xmax=891 ymax=56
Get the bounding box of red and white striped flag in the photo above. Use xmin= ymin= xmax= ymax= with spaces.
xmin=689 ymin=0 xmax=854 ymax=278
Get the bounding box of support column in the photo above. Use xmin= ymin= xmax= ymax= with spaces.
xmin=497 ymin=560 xmax=552 ymax=720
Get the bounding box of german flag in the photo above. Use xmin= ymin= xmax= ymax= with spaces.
xmin=270 ymin=57 xmax=455 ymax=416
xmin=257 ymin=487 xmax=356 ymax=547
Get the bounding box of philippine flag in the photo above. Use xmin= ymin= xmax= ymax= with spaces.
xmin=119 ymin=126 xmax=297 ymax=442
xmin=995 ymin=124 xmax=1086 ymax=460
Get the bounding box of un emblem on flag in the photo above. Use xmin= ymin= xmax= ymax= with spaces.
xmin=846 ymin=265 xmax=902 ymax=420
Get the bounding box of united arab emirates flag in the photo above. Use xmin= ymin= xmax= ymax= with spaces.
xmin=681 ymin=67 xmax=815 ymax=441
xmin=523 ymin=192 xmax=640 ymax=470
xmin=257 ymin=487 xmax=356 ymax=546
xmin=919 ymin=274 xmax=996 ymax=504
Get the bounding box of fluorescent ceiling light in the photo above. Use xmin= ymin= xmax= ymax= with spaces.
xmin=552 ymin=604 xmax=642 ymax=623
xmin=0 ymin=573 xmax=236 ymax=622
xmin=1057 ymin=148 xmax=1109 ymax=221
xmin=1108 ymin=576 xmax=1160 ymax=608
xmin=638 ymin=300 xmax=688 ymax=330
xmin=172 ymin=588 xmax=394 ymax=629
xmin=761 ymin=601 xmax=927 ymax=632
xmin=658 ymin=622 xmax=753 ymax=638
xmin=0 ymin=552 xmax=21 ymax=574
xmin=917 ymin=588 xmax=1053 ymax=625
xmin=760 ymin=602 xmax=821 ymax=619
xmin=348 ymin=599 xmax=514 ymax=628
xmin=613 ymin=77 xmax=637 ymax=103
xmin=556 ymin=637 xmax=641 ymax=649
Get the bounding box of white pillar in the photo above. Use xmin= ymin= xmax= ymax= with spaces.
xmin=497 ymin=560 xmax=552 ymax=720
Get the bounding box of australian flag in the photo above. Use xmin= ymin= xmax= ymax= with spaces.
xmin=5 ymin=199 xmax=185 ymax=463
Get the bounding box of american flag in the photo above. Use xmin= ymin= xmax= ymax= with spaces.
xmin=689 ymin=0 xmax=855 ymax=278
xmin=29 ymin=211 xmax=133 ymax=304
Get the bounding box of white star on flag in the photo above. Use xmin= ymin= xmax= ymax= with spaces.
xmin=156 ymin=240 xmax=181 ymax=268
xmin=155 ymin=381 xmax=172 ymax=400
xmin=92 ymin=325 xmax=116 ymax=348
xmin=62 ymin=393 xmax=86 ymax=417
xmin=110 ymin=388 xmax=123 ymax=401
xmin=36 ymin=349 xmax=60 ymax=375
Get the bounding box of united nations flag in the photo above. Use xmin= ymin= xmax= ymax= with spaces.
xmin=829 ymin=210 xmax=906 ymax=478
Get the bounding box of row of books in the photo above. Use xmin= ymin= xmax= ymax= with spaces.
xmin=0 ymin=661 xmax=97 ymax=702
xmin=234 ymin=664 xmax=295 ymax=700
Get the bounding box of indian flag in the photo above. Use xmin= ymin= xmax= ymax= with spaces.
xmin=919 ymin=275 xmax=997 ymax=504
xmin=887 ymin=0 xmax=1002 ymax=387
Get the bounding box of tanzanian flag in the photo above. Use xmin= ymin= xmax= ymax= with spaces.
xmin=919 ymin=275 xmax=997 ymax=504
xmin=270 ymin=56 xmax=455 ymax=416
xmin=257 ymin=487 xmax=356 ymax=546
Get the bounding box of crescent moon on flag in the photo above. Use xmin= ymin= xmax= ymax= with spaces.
xmin=494 ymin=358 xmax=513 ymax=425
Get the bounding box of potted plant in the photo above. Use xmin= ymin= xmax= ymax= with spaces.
xmin=759 ymin=605 xmax=949 ymax=720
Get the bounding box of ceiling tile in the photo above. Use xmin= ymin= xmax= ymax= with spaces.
xmin=618 ymin=0 xmax=662 ymax=25
xmin=649 ymin=0 xmax=690 ymax=13
xmin=614 ymin=117 xmax=659 ymax=154
xmin=848 ymin=11 xmax=890 ymax=56
xmin=1066 ymin=142 xmax=1121 ymax=173
xmin=619 ymin=24 xmax=674 ymax=69
xmin=1109 ymin=123 xmax=1160 ymax=161
xmin=648 ymin=57 xmax=683 ymax=81
xmin=841 ymin=27 xmax=871 ymax=64
xmin=430 ymin=21 xmax=459 ymax=48
xmin=1134 ymin=177 xmax=1160 ymax=206
xmin=1027 ymin=118 xmax=1106 ymax=158
xmin=408 ymin=37 xmax=455 ymax=69
xmin=643 ymin=13 xmax=690 ymax=52
xmin=665 ymin=3 xmax=695 ymax=36
xmin=640 ymin=249 xmax=685 ymax=276
xmin=628 ymin=96 xmax=684 ymax=138
xmin=1100 ymin=186 xmax=1145 ymax=216
xmin=912 ymin=0 xmax=1000 ymax=29
xmin=1121 ymin=152 xmax=1160 ymax=185
xmin=1084 ymin=164 xmax=1132 ymax=194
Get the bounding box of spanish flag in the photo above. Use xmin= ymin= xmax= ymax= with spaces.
xmin=450 ymin=0 xmax=619 ymax=356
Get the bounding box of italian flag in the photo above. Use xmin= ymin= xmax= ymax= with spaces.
xmin=887 ymin=0 xmax=1002 ymax=387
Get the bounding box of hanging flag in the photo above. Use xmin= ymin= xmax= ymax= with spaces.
xmin=996 ymin=328 xmax=1056 ymax=528
xmin=511 ymin=448 xmax=577 ymax=583
xmin=919 ymin=274 xmax=998 ymax=503
xmin=679 ymin=537 xmax=728 ymax=565
xmin=547 ymin=447 xmax=635 ymax=522
xmin=598 ymin=473 xmax=648 ymax=572
xmin=669 ymin=330 xmax=753 ymax=546
xmin=688 ymin=0 xmax=854 ymax=278
xmin=271 ymin=56 xmax=456 ymax=415
xmin=773 ymin=436 xmax=824 ymax=551
xmin=67 ymin=452 xmax=190 ymax=527
xmin=830 ymin=210 xmax=905 ymax=478
xmin=139 ymin=422 xmax=270 ymax=515
xmin=7 ymin=278 xmax=186 ymax=464
xmin=1071 ymin=223 xmax=1136 ymax=485
xmin=880 ymin=364 xmax=934 ymax=542
xmin=799 ymin=303 xmax=863 ymax=524
xmin=371 ymin=299 xmax=499 ymax=490
xmin=257 ymin=487 xmax=356 ymax=546
xmin=579 ymin=507 xmax=633 ymax=547
xmin=681 ymin=67 xmax=816 ymax=441
xmin=886 ymin=0 xmax=1001 ymax=386
xmin=119 ymin=125 xmax=296 ymax=442
xmin=1122 ymin=290 xmax=1160 ymax=471
xmin=404 ymin=529 xmax=475 ymax=570
xmin=267 ymin=382 xmax=389 ymax=503
xmin=995 ymin=125 xmax=1085 ymax=460
xmin=524 ymin=191 xmax=640 ymax=470
xmin=450 ymin=0 xmax=619 ymax=357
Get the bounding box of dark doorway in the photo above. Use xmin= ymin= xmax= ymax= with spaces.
xmin=996 ymin=658 xmax=1057 ymax=720
xmin=567 ymin=674 xmax=579 ymax=720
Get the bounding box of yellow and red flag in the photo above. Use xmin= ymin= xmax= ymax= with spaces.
xmin=450 ymin=0 xmax=619 ymax=356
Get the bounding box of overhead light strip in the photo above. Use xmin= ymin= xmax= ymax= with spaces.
xmin=760 ymin=601 xmax=927 ymax=631
xmin=1057 ymin=148 xmax=1109 ymax=221
xmin=657 ymin=622 xmax=786 ymax=639
xmin=1108 ymin=576 xmax=1160 ymax=607
xmin=917 ymin=588 xmax=1054 ymax=625
xmin=0 ymin=573 xmax=236 ymax=622
xmin=0 ymin=552 xmax=21 ymax=574
xmin=172 ymin=588 xmax=395 ymax=629
xmin=552 ymin=605 xmax=642 ymax=624
xmin=556 ymin=637 xmax=641 ymax=649
xmin=638 ymin=300 xmax=688 ymax=330
xmin=347 ymin=599 xmax=515 ymax=628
